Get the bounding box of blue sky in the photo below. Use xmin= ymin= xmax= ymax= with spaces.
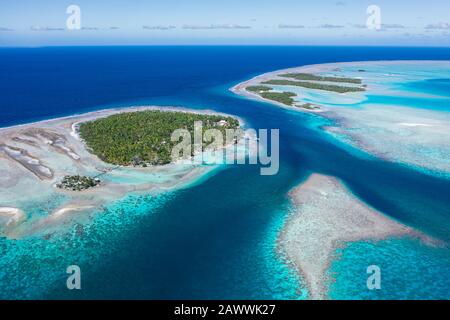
xmin=1 ymin=0 xmax=450 ymax=46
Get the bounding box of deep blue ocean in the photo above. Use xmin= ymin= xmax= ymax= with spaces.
xmin=0 ymin=46 xmax=449 ymax=299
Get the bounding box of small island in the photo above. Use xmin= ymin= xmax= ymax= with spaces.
xmin=279 ymin=72 xmax=362 ymax=84
xmin=245 ymin=85 xmax=297 ymax=106
xmin=0 ymin=106 xmax=243 ymax=239
xmin=78 ymin=110 xmax=240 ymax=166
xmin=259 ymin=91 xmax=297 ymax=106
xmin=245 ymin=85 xmax=321 ymax=109
xmin=296 ymin=103 xmax=320 ymax=110
xmin=238 ymin=71 xmax=366 ymax=111
xmin=57 ymin=175 xmax=100 ymax=191
xmin=245 ymin=85 xmax=273 ymax=93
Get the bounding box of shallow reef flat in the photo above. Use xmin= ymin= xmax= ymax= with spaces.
xmin=0 ymin=106 xmax=240 ymax=239
xmin=279 ymin=174 xmax=435 ymax=300
xmin=325 ymin=103 xmax=450 ymax=175
xmin=232 ymin=61 xmax=450 ymax=176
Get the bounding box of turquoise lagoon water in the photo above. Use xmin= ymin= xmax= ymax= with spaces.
xmin=329 ymin=237 xmax=450 ymax=300
xmin=0 ymin=47 xmax=449 ymax=299
xmin=0 ymin=192 xmax=174 ymax=299
xmin=348 ymin=63 xmax=450 ymax=111
xmin=406 ymin=78 xmax=450 ymax=98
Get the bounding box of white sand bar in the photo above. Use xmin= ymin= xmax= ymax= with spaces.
xmin=0 ymin=207 xmax=25 ymax=227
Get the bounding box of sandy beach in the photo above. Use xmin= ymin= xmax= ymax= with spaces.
xmin=278 ymin=174 xmax=435 ymax=300
xmin=0 ymin=207 xmax=25 ymax=227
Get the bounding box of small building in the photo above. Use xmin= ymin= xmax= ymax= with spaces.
xmin=217 ymin=120 xmax=229 ymax=127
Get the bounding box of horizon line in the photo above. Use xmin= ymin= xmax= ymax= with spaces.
xmin=2 ymin=44 xmax=450 ymax=49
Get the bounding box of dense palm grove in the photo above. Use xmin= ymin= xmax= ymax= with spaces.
xmin=260 ymin=91 xmax=297 ymax=106
xmin=278 ymin=73 xmax=363 ymax=84
xmin=79 ymin=110 xmax=240 ymax=166
xmin=245 ymin=73 xmax=365 ymax=106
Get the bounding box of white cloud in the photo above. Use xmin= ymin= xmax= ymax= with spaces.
xmin=81 ymin=27 xmax=99 ymax=31
xmin=31 ymin=26 xmax=64 ymax=31
xmin=182 ymin=24 xmax=251 ymax=30
xmin=278 ymin=24 xmax=305 ymax=29
xmin=382 ymin=24 xmax=406 ymax=29
xmin=349 ymin=23 xmax=366 ymax=29
xmin=317 ymin=24 xmax=344 ymax=29
xmin=425 ymin=22 xmax=450 ymax=30
xmin=143 ymin=25 xmax=176 ymax=30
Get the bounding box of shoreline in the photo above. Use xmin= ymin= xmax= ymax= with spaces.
xmin=278 ymin=174 xmax=437 ymax=300
xmin=230 ymin=60 xmax=450 ymax=92
xmin=0 ymin=105 xmax=245 ymax=239
xmin=0 ymin=105 xmax=246 ymax=133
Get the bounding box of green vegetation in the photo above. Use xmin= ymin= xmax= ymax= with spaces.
xmin=279 ymin=73 xmax=362 ymax=84
xmin=246 ymin=85 xmax=273 ymax=93
xmin=57 ymin=175 xmax=100 ymax=191
xmin=247 ymin=86 xmax=320 ymax=109
xmin=262 ymin=79 xmax=365 ymax=93
xmin=260 ymin=91 xmax=297 ymax=106
xmin=296 ymin=103 xmax=320 ymax=110
xmin=244 ymin=84 xmax=297 ymax=106
xmin=78 ymin=110 xmax=240 ymax=166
